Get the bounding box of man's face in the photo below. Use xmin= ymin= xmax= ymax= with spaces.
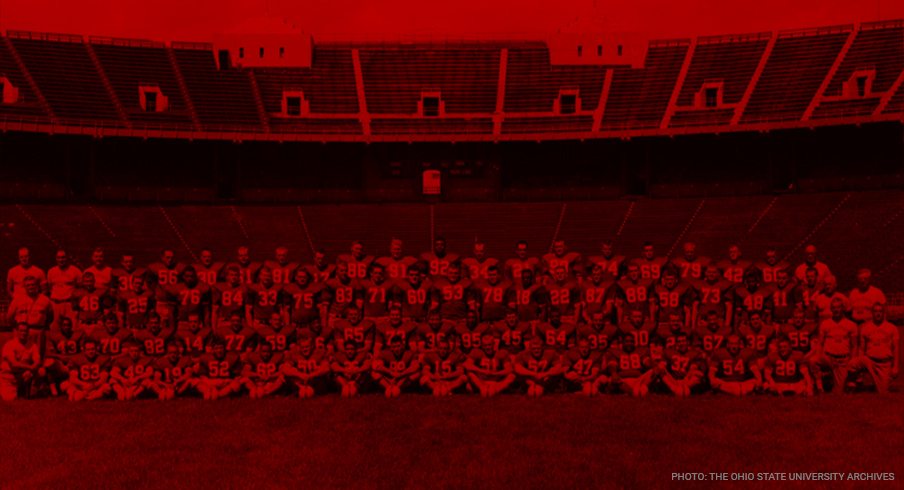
xmin=188 ymin=317 xmax=201 ymax=333
xmin=336 ymin=263 xmax=348 ymax=280
xmin=663 ymin=274 xmax=677 ymax=289
xmin=343 ymin=342 xmax=357 ymax=360
xmin=549 ymin=309 xmax=562 ymax=326
xmin=436 ymin=342 xmax=451 ymax=358
xmin=578 ymin=340 xmax=590 ymax=358
xmin=776 ymin=271 xmax=788 ymax=288
xmin=227 ymin=270 xmax=239 ymax=286
xmin=238 ymin=248 xmax=250 ymax=265
xmin=804 ymin=248 xmax=817 ymax=265
xmin=729 ymin=247 xmax=740 ymax=261
xmin=24 ymin=279 xmax=37 ymax=296
xmin=372 ymin=268 xmax=384 ymax=284
xmin=201 ymin=250 xmax=213 ymax=267
xmin=15 ymin=324 xmax=28 ymax=343
xmin=313 ymin=253 xmax=325 ymax=268
xmin=622 ymin=334 xmax=636 ymax=352
xmin=60 ymin=319 xmax=73 ymax=336
xmin=727 ymin=337 xmax=741 ymax=355
xmin=601 ymin=243 xmax=613 ymax=258
xmin=18 ymin=249 xmax=29 ymax=267
xmin=55 ymin=251 xmax=69 ymax=268
xmin=529 ymin=340 xmax=543 ymax=358
xmin=765 ymin=250 xmax=777 ymax=266
xmin=182 ymin=270 xmax=197 ymax=287
xmin=260 ymin=269 xmax=273 ymax=286
xmin=299 ymin=341 xmax=313 ymax=357
xmin=407 ymin=268 xmax=420 ymax=285
xmin=128 ymin=345 xmax=141 ymax=362
xmin=824 ymin=278 xmax=836 ymax=294
xmin=92 ymin=250 xmax=104 ymax=267
xmin=230 ymin=316 xmax=243 ymax=332
xmin=778 ymin=341 xmax=791 ymax=358
xmin=269 ymin=313 xmax=282 ymax=330
xmin=505 ymin=312 xmax=518 ymax=328
xmin=628 ymin=266 xmax=640 ymax=281
xmin=389 ymin=339 xmax=405 ymax=358
xmin=122 ymin=255 xmax=134 ymax=271
xmin=351 ymin=243 xmax=363 ymax=259
xmin=213 ymin=344 xmax=226 ymax=358
xmin=590 ymin=267 xmax=603 ymax=284
xmin=163 ymin=251 xmax=175 ymax=267
xmin=857 ymin=273 xmax=870 ymax=290
xmin=166 ymin=346 xmax=181 ymax=364
xmin=260 ymin=344 xmax=274 ymax=362
xmin=434 ymin=240 xmax=445 ymax=256
xmin=466 ymin=311 xmax=478 ymax=329
xmin=487 ymin=269 xmax=499 ymax=285
xmin=705 ymin=267 xmax=718 ymax=282
xmin=706 ymin=313 xmax=719 ymax=330
xmin=650 ymin=343 xmax=664 ymax=358
xmin=148 ymin=317 xmax=161 ymax=334
xmin=347 ymin=309 xmax=361 ymax=324
xmin=481 ymin=337 xmax=497 ymax=358
xmin=105 ymin=318 xmax=119 ymax=334
xmin=749 ymin=314 xmax=762 ymax=329
xmin=591 ymin=313 xmax=605 ymax=330
xmin=745 ymin=275 xmax=759 ymax=291
xmin=806 ymin=270 xmax=817 ymax=287
xmin=295 ymin=269 xmax=310 ymax=287
xmin=683 ymin=245 xmax=696 ymax=262
xmin=521 ymin=270 xmax=534 ymax=288
xmin=676 ymin=336 xmax=689 ymax=353
xmin=390 ymin=243 xmax=402 ymax=259
xmin=474 ymin=244 xmax=485 ymax=261
xmin=643 ymin=245 xmax=654 ymax=260
xmin=669 ymin=315 xmax=682 ymax=332
xmin=791 ymin=311 xmax=805 ymax=327
xmin=390 ymin=309 xmax=402 ymax=325
xmin=553 ymin=241 xmax=565 ymax=257
xmin=276 ymin=249 xmax=288 ymax=266
xmin=428 ymin=315 xmax=442 ymax=331
xmin=553 ymin=267 xmax=566 ymax=284
xmin=446 ymin=266 xmax=460 ymax=283
xmin=516 ymin=243 xmax=527 ymax=260
xmin=631 ymin=310 xmax=644 ymax=327
xmin=308 ymin=318 xmax=322 ymax=333
xmin=872 ymin=304 xmax=885 ymax=324
xmin=84 ymin=343 xmax=98 ymax=359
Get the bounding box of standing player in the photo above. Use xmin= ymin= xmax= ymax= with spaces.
xmin=461 ymin=241 xmax=498 ymax=281
xmin=211 ymin=267 xmax=248 ymax=329
xmin=196 ymin=338 xmax=244 ymax=400
xmin=420 ymin=237 xmax=459 ymax=280
xmin=374 ymin=306 xmax=418 ymax=357
xmin=283 ymin=268 xmax=327 ymax=329
xmin=322 ymin=262 xmax=363 ymax=327
xmin=579 ymin=311 xmax=619 ymax=353
xmin=245 ymin=267 xmax=283 ymax=329
xmin=545 ymin=266 xmax=582 ymax=326
xmin=634 ymin=242 xmax=667 ymax=282
xmin=193 ymin=248 xmax=224 ymax=287
xmin=671 ymin=242 xmax=710 ymax=281
xmin=264 ymin=246 xmax=300 ymax=285
xmin=849 ymin=303 xmax=898 ymax=394
xmin=504 ymin=240 xmax=540 ymax=282
xmin=149 ymin=342 xmax=195 ymax=400
xmin=615 ymin=263 xmax=655 ymax=323
xmin=606 ymin=333 xmax=653 ymax=397
xmin=358 ymin=263 xmax=394 ymax=323
xmin=509 ymin=268 xmax=547 ymax=323
xmin=242 ymin=341 xmax=286 ymax=398
xmin=514 ymin=336 xmax=564 ymax=397
xmin=767 ymin=269 xmax=800 ymax=325
xmin=755 ymin=247 xmax=789 ymax=285
xmin=0 ymin=323 xmax=42 ymax=401
xmin=8 ymin=247 xmax=47 ymax=297
xmin=83 ymin=247 xmax=113 ymax=289
xmin=90 ymin=314 xmax=134 ymax=357
xmin=65 ymin=339 xmax=111 ymax=401
xmin=581 ymin=264 xmax=616 ymax=325
xmin=146 ymin=248 xmax=186 ymax=324
xmin=474 ymin=265 xmax=512 ymax=323
xmin=794 ymin=245 xmax=831 ymax=285
xmin=281 ymin=337 xmax=331 ymax=398
xmin=333 ymin=306 xmax=374 ymax=353
xmin=796 ymin=267 xmax=823 ymax=321
xmin=737 ymin=311 xmax=776 ymax=371
xmin=562 ymin=338 xmax=604 ymax=396
xmin=110 ymin=341 xmax=154 ymax=401
xmin=420 ymin=339 xmax=468 ymax=396
xmin=464 ymin=332 xmax=515 ymax=397
xmin=619 ymin=308 xmax=656 ymax=350
xmin=338 ymin=241 xmax=374 ymax=281
xmin=691 ymin=265 xmax=733 ymax=329
xmin=716 ymin=245 xmax=752 ymax=284
xmin=392 ymin=264 xmax=437 ymax=323
xmin=537 ymin=308 xmax=577 ymax=354
xmin=330 ymin=339 xmax=372 ymax=397
xmin=812 ymin=275 xmax=849 ymax=323
xmin=417 ymin=310 xmax=455 ymax=353
xmin=71 ymin=272 xmax=115 ymax=334
xmin=225 ymin=246 xmax=261 ymax=284
xmin=542 ymin=239 xmax=582 ymax=281
xmin=372 ymin=336 xmax=420 ymax=397
xmin=732 ymin=271 xmax=774 ymax=328
xmin=586 ymin=240 xmax=627 ymax=282
xmin=111 ymin=252 xmax=145 ymax=297
xmin=376 ymin=239 xmax=418 ymax=281
xmin=495 ymin=310 xmax=532 ymax=354
xmin=47 ymin=249 xmax=81 ymax=331
xmin=167 ymin=267 xmax=212 ymax=329
xmin=651 ymin=268 xmax=694 ymax=329
xmin=661 ymin=333 xmax=706 ymax=396
xmin=848 ymin=269 xmax=886 ymax=325
xmin=764 ymin=336 xmax=813 ymax=396
xmin=134 ymin=313 xmax=174 ymax=358
xmin=434 ymin=262 xmax=477 ymax=322
xmin=118 ymin=274 xmax=155 ymax=331
xmin=708 ymin=334 xmax=762 ymax=396
xmin=303 ymin=250 xmax=335 ymax=284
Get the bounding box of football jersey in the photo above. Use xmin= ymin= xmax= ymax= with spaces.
xmin=849 ymin=286 xmax=887 ymax=323
xmin=197 ymin=352 xmax=243 ymax=378
xmin=213 ymin=326 xmax=258 ymax=353
xmin=331 ymin=350 xmax=371 ymax=371
xmin=711 ymin=347 xmax=757 ymax=382
xmin=118 ymin=290 xmax=156 ymax=328
xmin=795 ymin=283 xmax=823 ymax=320
xmin=433 ymin=277 xmax=477 ymax=321
xmin=654 ymin=324 xmax=692 ymax=350
xmin=633 ymin=257 xmax=667 ymax=281
xmin=282 ymin=282 xmax=326 ymax=325
xmin=71 ymin=287 xmax=115 ymax=324
xmin=468 ymin=348 xmax=512 ymax=376
xmin=542 ymin=252 xmax=582 ymax=277
xmin=47 ymin=330 xmax=85 ymax=363
xmin=226 ymin=261 xmax=262 ymax=285
xmin=375 ymin=320 xmax=418 ymax=348
xmin=358 ymin=278 xmax=395 ymax=318
xmin=263 ymin=260 xmax=300 ymax=285
xmin=693 ymin=279 xmax=734 ymax=319
xmin=453 ymin=321 xmax=491 ymax=354
xmin=67 ymin=353 xmax=111 ymax=382
xmin=585 ymin=254 xmax=627 ymax=281
xmin=778 ymin=321 xmax=819 ymax=353
xmin=83 ymin=265 xmax=113 ymax=289
xmin=504 ymin=257 xmax=540 ymax=282
xmin=671 ymin=256 xmax=711 ymax=281
xmin=578 ymin=323 xmax=619 ymax=351
xmin=765 ymin=351 xmax=806 ymax=384
xmin=461 ymin=257 xmax=499 ymax=281
xmin=417 ymin=321 xmax=455 ymax=351
xmin=284 ymin=348 xmax=328 ymax=374
xmin=112 ymin=354 xmax=154 ymax=379
xmin=664 ymin=347 xmax=705 ymax=380
xmin=47 ymin=265 xmax=82 ymax=301
xmin=754 ymin=261 xmax=790 ymax=285
xmin=376 ymin=349 xmax=417 ymax=374
xmin=616 ymin=278 xmax=654 ymax=312
xmin=420 ymin=252 xmax=460 ymax=279
xmin=245 ymin=351 xmax=285 ymax=378
xmin=767 ymin=281 xmax=800 ymax=323
xmin=510 ymin=281 xmax=547 ymax=322
xmin=581 ymin=280 xmax=616 ymax=318
xmin=333 ymin=318 xmax=375 ymax=350
xmin=246 ymin=283 xmax=283 ymax=322
xmin=607 ymin=346 xmax=650 ymax=378
xmin=392 ymin=279 xmax=436 ymax=321
xmin=153 ymin=355 xmax=194 ymax=383
xmin=652 ymin=283 xmax=694 ymax=323
xmin=304 ymin=264 xmax=336 ymax=284
xmin=474 ymin=278 xmax=513 ymax=322
xmin=89 ymin=328 xmax=134 ymax=356
xmin=167 ymin=282 xmax=212 ymax=323
xmin=212 ymin=283 xmax=248 ymax=321
xmin=494 ymin=319 xmax=532 ymax=353
xmin=422 ymin=350 xmax=466 ymax=376
xmin=375 ymin=256 xmax=418 ymax=281
xmin=337 ymin=254 xmax=373 ymax=280
xmin=296 ymin=325 xmax=336 ymax=352
xmin=134 ymin=328 xmax=175 ymax=357
xmin=737 ymin=323 xmax=776 ymax=358
xmin=255 ymin=325 xmax=297 ymax=352
xmin=716 ymin=259 xmax=752 ymax=284
xmin=858 ymin=321 xmax=899 ymax=361
xmin=563 ymin=349 xmax=602 ymax=377
xmin=618 ymin=319 xmax=657 ymax=348
xmin=819 ymin=317 xmax=858 ymax=356
xmin=693 ymin=323 xmax=733 ymax=354
xmin=733 ymin=285 xmax=774 ymax=318
xmin=794 ymin=262 xmax=830 ymax=285
xmin=146 ymin=263 xmax=187 ymax=304
xmin=516 ymin=348 xmax=560 ymax=374
xmin=812 ymin=291 xmax=850 ymax=323
xmin=322 ymin=277 xmax=362 ymax=317
xmin=192 ymin=262 xmax=224 ymax=286
xmin=545 ymin=280 xmax=581 ymax=317
xmin=177 ymin=328 xmax=213 ymax=359
xmin=536 ymin=321 xmax=577 ymax=353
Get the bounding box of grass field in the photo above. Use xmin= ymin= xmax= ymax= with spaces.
xmin=1 ymin=392 xmax=901 ymax=489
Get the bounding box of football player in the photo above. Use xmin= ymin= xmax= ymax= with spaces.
xmin=196 ymin=338 xmax=244 ymax=400
xmin=585 ymin=240 xmax=626 ymax=282
xmin=474 ymin=264 xmax=512 ymax=323
xmin=213 ymin=312 xmax=257 ymax=359
xmin=655 ymin=312 xmax=691 ymax=350
xmin=149 ymin=341 xmax=195 ymax=400
xmin=767 ymin=269 xmax=800 ymax=325
xmin=304 ymin=249 xmax=335 ymax=284
xmin=374 ymin=306 xmax=418 ymax=357
xmin=167 ymin=266 xmax=212 ymax=330
xmin=420 ymin=338 xmax=468 ymax=396
xmin=47 ymin=249 xmax=81 ymax=331
xmin=651 ymin=268 xmax=694 ymax=329
xmin=281 ymin=337 xmax=331 ymax=398
xmin=242 ymin=341 xmax=286 ymax=398
xmin=545 ymin=265 xmax=582 ymax=326
xmin=71 ymin=271 xmax=114 ymax=333
xmin=578 ymin=311 xmax=619 ymax=353
xmin=764 ymin=336 xmax=813 ymax=396
xmin=754 ymin=247 xmax=789 ymax=285
xmin=615 ymin=263 xmax=655 ymax=323
xmin=65 ymin=338 xmax=112 ymax=401
xmin=333 ymin=305 xmax=374 ymax=353
xmin=536 ymin=308 xmax=577 ymax=354
xmin=225 ymin=246 xmax=261 ymax=284
xmin=619 ymin=308 xmax=656 ymax=349
xmin=211 ymin=266 xmax=248 ymax=329
xmin=716 ymin=245 xmax=751 ymax=284
xmin=417 ymin=310 xmax=455 ymax=352
xmin=693 ymin=310 xmax=732 ymax=356
xmin=737 ymin=310 xmax=776 ymax=371
xmin=671 ymin=242 xmax=710 ymax=281
xmin=296 ymin=316 xmax=336 ymax=353
xmin=709 ymin=334 xmax=761 ymax=396
xmin=372 ymin=336 xmax=420 ymax=397
xmin=358 ymin=263 xmax=394 ymax=323
xmin=562 ymin=338 xmax=604 ymax=396
xmin=514 ymin=336 xmax=563 ymax=397
xmin=118 ymin=274 xmax=156 ymax=331
xmin=256 ymin=312 xmax=296 ymax=353
xmin=779 ymin=308 xmax=819 ymax=359
xmin=732 ymin=270 xmax=774 ymax=328
xmin=176 ymin=313 xmax=213 ymax=361
xmin=464 ymin=332 xmax=515 ymax=397
xmin=494 ymin=309 xmax=531 ymax=354
xmin=376 ymin=239 xmax=418 ymax=281
xmin=338 ymin=241 xmax=373 ymax=280
xmin=542 ymin=239 xmax=582 ymax=282
xmin=146 ymin=248 xmax=186 ymax=323
xmin=193 ymin=248 xmax=224 ymax=286
xmin=110 ymin=341 xmax=154 ymax=401
xmin=848 ymin=303 xmax=898 ymax=394
xmin=246 ymin=267 xmax=284 ymax=329
xmin=434 ymin=262 xmax=477 ymax=322
xmin=323 ymin=261 xmax=364 ymax=327
xmin=264 ymin=246 xmax=300 ymax=285
xmin=504 ymin=240 xmax=540 ymax=282
xmin=634 ymin=241 xmax=666 ymax=282
xmin=581 ymin=264 xmax=616 ymax=325
xmin=461 ymin=241 xmax=498 ymax=281
xmin=796 ymin=267 xmax=822 ymax=321
xmin=661 ymin=333 xmax=706 ymax=396
xmin=392 ymin=264 xmax=437 ymax=323
xmin=134 ymin=313 xmax=174 ymax=358
xmin=606 ymin=333 xmax=653 ymax=397
xmin=420 ymin=237 xmax=459 ymax=280
xmin=90 ymin=313 xmax=134 ymax=357
xmin=453 ymin=310 xmax=490 ymax=355
xmin=508 ymin=268 xmax=547 ymax=323
xmin=44 ymin=317 xmax=84 ymax=395
xmin=691 ymin=264 xmax=733 ymax=329
xmin=331 ymin=339 xmax=372 ymax=397
xmin=283 ymin=267 xmax=328 ymax=329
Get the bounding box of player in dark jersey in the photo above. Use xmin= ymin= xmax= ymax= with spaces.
xmin=581 ymin=264 xmax=616 ymax=325
xmin=420 ymin=339 xmax=469 ymax=397
xmin=651 ymin=268 xmax=694 ymax=328
xmin=149 ymin=341 xmax=196 ymax=400
xmin=509 ymin=268 xmax=547 ymax=323
xmin=193 ymin=248 xmax=224 ymax=287
xmin=504 ymin=240 xmax=540 ymax=282
xmin=619 ymin=308 xmax=656 ymax=349
xmin=111 ymin=252 xmax=146 ymax=296
xmin=372 ymin=336 xmax=420 ymax=397
xmin=563 ymin=338 xmax=605 ymax=396
xmin=655 ymin=312 xmax=692 ymax=350
xmin=242 ymin=341 xmax=286 ymax=399
xmin=134 ymin=313 xmax=174 ymax=358
xmin=660 ymin=332 xmax=706 ymax=396
xmin=586 ymin=240 xmax=627 ymax=282
xmin=90 ymin=313 xmax=134 ymax=357
xmin=606 ymin=333 xmax=654 ymax=397
xmin=338 ymin=241 xmax=374 ymax=281
xmin=71 ymin=271 xmax=116 ymax=334
xmin=542 ymin=239 xmax=582 ymax=282
xmin=331 ymin=339 xmax=372 ymax=397
xmin=671 ymin=242 xmax=710 ymax=281
xmin=461 ymin=241 xmax=499 ymax=281
xmin=376 ymin=239 xmax=418 ymax=281
xmin=147 ymin=248 xmax=187 ymax=325
xmin=417 ymin=310 xmax=455 ymax=353
xmin=256 ymin=312 xmax=297 ymax=353
xmin=44 ymin=317 xmax=84 ymax=395
xmin=118 ymin=274 xmax=156 ymax=331
xmin=420 ymin=237 xmax=460 ymax=280
xmin=464 ymin=332 xmax=515 ymax=397
xmin=224 ymin=246 xmax=261 ymax=285
xmin=296 ymin=316 xmax=336 ymax=354
xmin=716 ymin=245 xmax=752 ymax=284
xmin=737 ymin=310 xmax=776 ymax=371
xmin=434 ymin=262 xmax=477 ymax=322
xmin=691 ymin=264 xmax=733 ymax=329
xmin=65 ymin=339 xmax=111 ymax=401
xmin=732 ymin=270 xmax=774 ymax=328
xmin=514 ymin=336 xmax=564 ymax=397
xmin=615 ymin=263 xmax=655 ymax=323
xmin=764 ymin=336 xmax=813 ymax=396
xmin=708 ymin=334 xmax=762 ymax=396
xmin=494 ymin=310 xmax=531 ymax=354
xmin=374 ymin=306 xmax=418 ymax=357
xmin=110 ymin=341 xmax=155 ymax=401
xmin=358 ymin=263 xmax=394 ymax=323
xmin=196 ymin=338 xmax=244 ymax=400
xmin=536 ymin=308 xmax=577 ymax=354
xmin=264 ymin=246 xmax=300 ymax=285
xmin=176 ymin=313 xmax=213 ymax=361
xmin=323 ymin=262 xmax=363 ymax=327
xmin=283 ymin=267 xmax=327 ymax=329
xmin=755 ymin=247 xmax=789 ymax=285
xmin=246 ymin=267 xmax=284 ymax=329
xmin=168 ymin=266 xmax=212 ymax=330
xmin=474 ymin=265 xmax=512 ymax=323
xmin=578 ymin=311 xmax=618 ymax=352
xmin=281 ymin=337 xmax=331 ymax=398
xmin=545 ymin=265 xmax=582 ymax=326
xmin=634 ymin=241 xmax=667 ymax=282
xmin=392 ymin=264 xmax=437 ymax=322
xmin=693 ymin=310 xmax=733 ymax=356
xmin=453 ymin=310 xmax=490 ymax=355
xmin=211 ymin=266 xmax=248 ymax=329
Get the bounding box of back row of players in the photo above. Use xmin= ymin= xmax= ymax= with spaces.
xmin=1 ymin=238 xmax=898 ymax=401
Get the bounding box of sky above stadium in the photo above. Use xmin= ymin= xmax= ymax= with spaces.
xmin=3 ymin=0 xmax=902 ymax=42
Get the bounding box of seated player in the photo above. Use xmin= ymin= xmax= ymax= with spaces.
xmin=110 ymin=341 xmax=155 ymax=401
xmin=494 ymin=310 xmax=531 ymax=354
xmin=65 ymin=339 xmax=112 ymax=402
xmin=464 ymin=332 xmax=515 ymax=397
xmin=134 ymin=313 xmax=174 ymax=358
xmin=90 ymin=313 xmax=134 ymax=357
xmin=331 ymin=339 xmax=372 ymax=397
xmin=242 ymin=341 xmax=286 ymax=399
xmin=0 ymin=323 xmax=42 ymax=401
xmin=737 ymin=310 xmax=776 ymax=371
xmin=578 ymin=311 xmax=618 ymax=353
xmin=606 ymin=333 xmax=653 ymax=397
xmin=196 ymin=338 xmax=245 ymax=400
xmin=44 ymin=317 xmax=85 ymax=395
xmin=281 ymin=337 xmax=331 ymax=398
xmin=849 ymin=303 xmax=899 ymax=394
xmin=256 ymin=311 xmax=297 ymax=354
xmin=563 ymin=338 xmax=605 ymax=396
xmin=420 ymin=339 xmax=468 ymax=397
xmin=177 ymin=313 xmax=213 ymax=361
xmin=537 ymin=308 xmax=577 ymax=354
xmin=764 ymin=336 xmax=813 ymax=396
xmin=416 ymin=310 xmax=455 ymax=353
xmin=150 ymin=342 xmax=196 ymax=401
xmin=661 ymin=333 xmax=706 ymax=396
xmin=708 ymin=334 xmax=762 ymax=396
xmin=810 ymin=298 xmax=859 ymax=394
xmin=371 ymin=336 xmax=420 ymax=397
xmin=514 ymin=336 xmax=564 ymax=397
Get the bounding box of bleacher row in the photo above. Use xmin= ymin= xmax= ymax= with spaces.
xmin=0 ymin=190 xmax=902 ymax=300
xmin=0 ymin=20 xmax=900 ymax=137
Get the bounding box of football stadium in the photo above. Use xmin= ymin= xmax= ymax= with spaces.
xmin=0 ymin=3 xmax=902 ymax=488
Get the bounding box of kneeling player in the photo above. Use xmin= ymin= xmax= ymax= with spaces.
xmin=331 ymin=339 xmax=372 ymax=397
xmin=65 ymin=339 xmax=112 ymax=401
xmin=606 ymin=334 xmax=654 ymax=397
xmin=372 ymin=337 xmax=420 ymax=397
xmin=708 ymin=335 xmax=762 ymax=396
xmin=243 ymin=341 xmax=286 ymax=398
xmin=764 ymin=336 xmax=813 ymax=396
xmin=464 ymin=332 xmax=515 ymax=397
xmin=150 ymin=342 xmax=195 ymax=400
xmin=514 ymin=336 xmax=564 ymax=397
xmin=110 ymin=341 xmax=155 ymax=401
xmin=196 ymin=338 xmax=244 ymax=400
xmin=563 ymin=338 xmax=605 ymax=396
xmin=281 ymin=337 xmax=330 ymax=398
xmin=660 ymin=333 xmax=705 ymax=396
xmin=420 ymin=339 xmax=468 ymax=396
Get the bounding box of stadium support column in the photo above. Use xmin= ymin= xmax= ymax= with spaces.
xmin=89 ymin=139 xmax=96 ymax=200
xmin=64 ymin=139 xmax=71 ymax=199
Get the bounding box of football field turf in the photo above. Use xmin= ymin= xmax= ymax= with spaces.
xmin=1 ymin=392 xmax=901 ymax=489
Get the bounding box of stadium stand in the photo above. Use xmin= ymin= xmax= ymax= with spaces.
xmin=372 ymin=118 xmax=494 ymax=135
xmin=0 ymin=38 xmax=51 ymax=119
xmin=253 ymin=47 xmax=359 ymax=115
xmin=503 ymin=45 xmax=608 ymax=114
